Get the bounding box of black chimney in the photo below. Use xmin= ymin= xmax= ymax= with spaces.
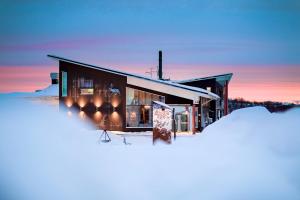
xmin=158 ymin=50 xmax=163 ymax=80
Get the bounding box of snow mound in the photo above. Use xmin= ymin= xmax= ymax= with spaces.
xmin=0 ymin=97 xmax=300 ymax=200
xmin=0 ymin=84 xmax=58 ymax=98
xmin=199 ymin=106 xmax=300 ymax=155
xmin=33 ymin=84 xmax=58 ymax=96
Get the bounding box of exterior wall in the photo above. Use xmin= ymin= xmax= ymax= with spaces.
xmin=58 ymin=61 xmax=204 ymax=132
xmin=180 ymin=79 xmax=226 ymax=122
xmin=59 ymin=61 xmax=127 ymax=131
xmin=125 ymin=84 xmax=195 ymax=132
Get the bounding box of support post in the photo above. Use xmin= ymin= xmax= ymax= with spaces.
xmin=224 ymin=81 xmax=229 ymax=115
xmin=192 ymin=104 xmax=196 ymax=134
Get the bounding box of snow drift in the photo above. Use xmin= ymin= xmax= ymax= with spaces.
xmin=0 ymin=94 xmax=300 ymax=200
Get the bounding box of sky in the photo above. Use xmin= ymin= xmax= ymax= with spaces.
xmin=0 ymin=0 xmax=300 ymax=102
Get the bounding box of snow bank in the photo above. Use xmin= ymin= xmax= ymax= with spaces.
xmin=0 ymin=84 xmax=58 ymax=98
xmin=0 ymin=95 xmax=300 ymax=200
xmin=33 ymin=84 xmax=58 ymax=96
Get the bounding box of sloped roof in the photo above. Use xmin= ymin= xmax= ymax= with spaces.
xmin=48 ymin=55 xmax=219 ymax=102
xmin=177 ymin=73 xmax=233 ymax=84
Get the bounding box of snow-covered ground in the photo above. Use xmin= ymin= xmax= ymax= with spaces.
xmin=0 ymin=87 xmax=300 ymax=200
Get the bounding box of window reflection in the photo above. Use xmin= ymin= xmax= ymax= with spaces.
xmin=126 ymin=87 xmax=165 ymax=128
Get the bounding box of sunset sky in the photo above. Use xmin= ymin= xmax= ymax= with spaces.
xmin=0 ymin=0 xmax=299 ymax=102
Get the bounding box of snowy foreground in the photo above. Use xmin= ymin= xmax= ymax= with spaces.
xmin=0 ymin=93 xmax=300 ymax=200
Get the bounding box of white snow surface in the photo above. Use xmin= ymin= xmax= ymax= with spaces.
xmin=0 ymin=84 xmax=58 ymax=97
xmin=0 ymin=93 xmax=300 ymax=200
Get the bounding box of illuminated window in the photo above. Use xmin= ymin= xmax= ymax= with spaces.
xmin=79 ymin=77 xmax=94 ymax=95
xmin=80 ymin=88 xmax=94 ymax=95
xmin=126 ymin=87 xmax=165 ymax=127
xmin=62 ymin=71 xmax=67 ymax=97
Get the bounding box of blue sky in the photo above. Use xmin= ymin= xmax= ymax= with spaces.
xmin=1 ymin=0 xmax=299 ymax=66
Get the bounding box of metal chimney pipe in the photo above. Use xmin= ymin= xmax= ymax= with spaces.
xmin=158 ymin=50 xmax=162 ymax=80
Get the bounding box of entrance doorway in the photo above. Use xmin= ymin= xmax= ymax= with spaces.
xmin=175 ymin=113 xmax=189 ymax=132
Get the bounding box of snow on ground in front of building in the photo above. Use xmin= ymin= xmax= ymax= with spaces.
xmin=0 ymin=84 xmax=58 ymax=98
xmin=0 ymin=93 xmax=300 ymax=200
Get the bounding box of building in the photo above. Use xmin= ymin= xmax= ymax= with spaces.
xmin=48 ymin=52 xmax=232 ymax=133
xmin=50 ymin=72 xmax=59 ymax=84
xmin=177 ymin=73 xmax=232 ymax=123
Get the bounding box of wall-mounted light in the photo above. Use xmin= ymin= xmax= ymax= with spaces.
xmin=111 ymin=95 xmax=120 ymax=108
xmin=78 ymin=96 xmax=87 ymax=108
xmin=94 ymin=111 xmax=102 ymax=122
xmin=94 ymin=96 xmax=103 ymax=108
xmin=65 ymin=97 xmax=73 ymax=108
xmin=144 ymin=105 xmax=151 ymax=110
xmin=111 ymin=111 xmax=120 ymax=122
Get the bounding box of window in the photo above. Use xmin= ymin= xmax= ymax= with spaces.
xmin=79 ymin=77 xmax=94 ymax=95
xmin=206 ymin=87 xmax=211 ymax=92
xmin=80 ymin=88 xmax=94 ymax=95
xmin=126 ymin=87 xmax=165 ymax=128
xmin=62 ymin=71 xmax=67 ymax=97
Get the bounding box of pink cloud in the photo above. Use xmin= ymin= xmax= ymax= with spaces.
xmin=1 ymin=64 xmax=299 ymax=103
xmin=0 ymin=66 xmax=57 ymax=93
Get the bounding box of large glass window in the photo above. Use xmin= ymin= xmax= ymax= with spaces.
xmin=126 ymin=87 xmax=165 ymax=128
xmin=62 ymin=71 xmax=67 ymax=97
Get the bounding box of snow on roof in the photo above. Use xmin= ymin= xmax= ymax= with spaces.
xmin=177 ymin=73 xmax=233 ymax=84
xmin=48 ymin=55 xmax=219 ymax=102
xmin=153 ymin=101 xmax=172 ymax=110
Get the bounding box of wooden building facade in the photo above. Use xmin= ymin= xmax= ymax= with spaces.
xmin=49 ymin=55 xmax=230 ymax=133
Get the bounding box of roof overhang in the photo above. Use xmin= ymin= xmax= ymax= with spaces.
xmin=127 ymin=76 xmax=219 ymax=104
xmin=48 ymin=55 xmax=219 ymax=104
xmin=177 ymin=73 xmax=233 ymax=84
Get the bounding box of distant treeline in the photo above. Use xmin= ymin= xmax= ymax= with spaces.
xmin=229 ymin=98 xmax=299 ymax=113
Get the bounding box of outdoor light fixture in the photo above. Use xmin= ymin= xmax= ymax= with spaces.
xmin=65 ymin=98 xmax=73 ymax=108
xmin=78 ymin=97 xmax=87 ymax=108
xmin=94 ymin=111 xmax=102 ymax=122
xmin=94 ymin=96 xmax=103 ymax=108
xmin=144 ymin=105 xmax=151 ymax=110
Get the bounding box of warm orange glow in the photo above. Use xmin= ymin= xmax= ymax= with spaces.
xmin=144 ymin=105 xmax=151 ymax=110
xmin=94 ymin=111 xmax=102 ymax=122
xmin=79 ymin=111 xmax=86 ymax=119
xmin=78 ymin=96 xmax=87 ymax=108
xmin=111 ymin=95 xmax=121 ymax=108
xmin=110 ymin=111 xmax=120 ymax=123
xmin=65 ymin=97 xmax=73 ymax=108
xmin=93 ymin=96 xmax=103 ymax=108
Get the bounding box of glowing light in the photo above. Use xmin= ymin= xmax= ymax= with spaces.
xmin=94 ymin=111 xmax=102 ymax=122
xmin=93 ymin=96 xmax=103 ymax=108
xmin=65 ymin=97 xmax=73 ymax=108
xmin=79 ymin=111 xmax=86 ymax=119
xmin=144 ymin=105 xmax=151 ymax=110
xmin=78 ymin=96 xmax=87 ymax=108
xmin=111 ymin=111 xmax=120 ymax=122
xmin=111 ymin=95 xmax=120 ymax=108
